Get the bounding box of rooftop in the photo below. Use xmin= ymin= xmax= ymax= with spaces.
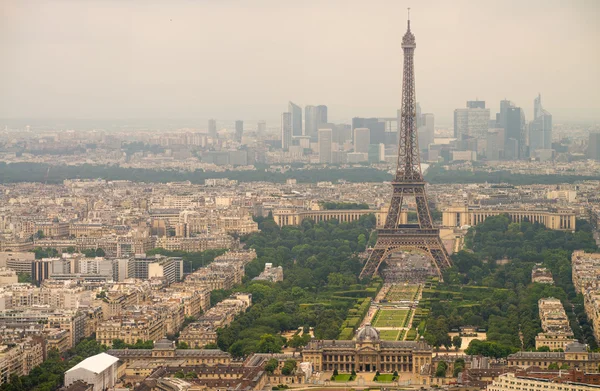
xmin=66 ymin=353 xmax=119 ymax=374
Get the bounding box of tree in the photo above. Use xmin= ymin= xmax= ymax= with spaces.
xmin=452 ymin=335 xmax=462 ymax=351
xmin=281 ymin=360 xmax=296 ymax=375
xmin=111 ymin=338 xmax=153 ymax=349
xmin=112 ymin=339 xmax=127 ymax=349
xmin=265 ymin=358 xmax=278 ymax=374
xmin=176 ymin=342 xmax=189 ymax=349
xmin=442 ymin=335 xmax=453 ymax=351
xmin=453 ymin=358 xmax=465 ymax=377
xmin=288 ymin=334 xmax=309 ymax=353
xmin=435 ymin=361 xmax=447 ymax=377
xmin=214 ymin=217 xmax=376 ymax=355
xmin=17 ymin=273 xmax=31 ymax=284
xmin=465 ymin=340 xmax=517 ymax=358
xmin=174 ymin=370 xmax=185 ymax=379
xmin=95 ymin=248 xmax=106 ymax=257
xmin=333 ymin=369 xmax=339 ymax=377
xmin=256 ymin=334 xmax=283 ymax=354
xmin=548 ymin=363 xmax=559 ymax=370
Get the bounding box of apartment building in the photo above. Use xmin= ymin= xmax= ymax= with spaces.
xmin=96 ymin=308 xmax=167 ymax=347
xmin=536 ymin=297 xmax=575 ymax=350
xmin=488 ymin=372 xmax=600 ymax=391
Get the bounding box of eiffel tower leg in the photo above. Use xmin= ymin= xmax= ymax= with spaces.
xmin=385 ymin=195 xmax=404 ymax=228
xmin=359 ymin=248 xmax=387 ymax=280
xmin=427 ymin=236 xmax=452 ymax=273
xmin=415 ymin=193 xmax=433 ymax=228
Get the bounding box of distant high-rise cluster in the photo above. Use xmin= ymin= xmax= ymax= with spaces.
xmin=446 ymin=94 xmax=555 ymax=161
xmin=277 ymin=103 xmax=328 ymax=159
xmin=200 ymin=94 xmax=558 ymax=165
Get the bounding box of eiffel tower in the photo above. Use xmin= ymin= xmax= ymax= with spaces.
xmin=359 ymin=13 xmax=451 ymax=280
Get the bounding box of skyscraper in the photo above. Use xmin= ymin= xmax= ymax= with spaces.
xmin=418 ymin=113 xmax=435 ymax=151
xmin=281 ymin=113 xmax=292 ymax=151
xmin=506 ymin=106 xmax=526 ymax=159
xmin=353 ymin=128 xmax=370 ymax=153
xmin=368 ymin=143 xmax=385 ymax=163
xmin=352 ymin=117 xmax=385 ymax=145
xmin=257 ymin=120 xmax=266 ymax=138
xmin=588 ymin=132 xmax=600 ymax=161
xmin=288 ymin=101 xmax=302 ymax=136
xmin=333 ymin=123 xmax=352 ymax=144
xmin=496 ymin=100 xmax=513 ymax=130
xmin=208 ymin=119 xmax=217 ymax=139
xmin=495 ymin=100 xmax=526 ymax=159
xmin=529 ymin=94 xmax=553 ymax=154
xmin=316 ymin=105 xmax=327 ymax=124
xmin=235 ymin=120 xmax=244 ymax=142
xmin=318 ymin=128 xmax=333 ymax=164
xmin=305 ymin=105 xmax=328 ymax=140
xmin=453 ymin=101 xmax=490 ymax=142
xmin=486 ymin=128 xmax=505 ymax=160
xmin=305 ymin=106 xmax=318 ymax=140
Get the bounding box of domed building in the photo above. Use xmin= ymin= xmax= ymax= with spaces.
xmin=302 ymin=324 xmax=432 ymax=376
xmin=356 ymin=324 xmax=380 ymax=341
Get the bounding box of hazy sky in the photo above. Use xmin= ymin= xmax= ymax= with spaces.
xmin=1 ymin=0 xmax=599 ymax=126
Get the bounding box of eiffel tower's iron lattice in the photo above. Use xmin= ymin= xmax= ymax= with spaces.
xmin=359 ymin=15 xmax=452 ymax=280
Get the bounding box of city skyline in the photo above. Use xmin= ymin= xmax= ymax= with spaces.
xmin=1 ymin=0 xmax=599 ymax=124
xmin=2 ymin=2 xmax=600 ymax=389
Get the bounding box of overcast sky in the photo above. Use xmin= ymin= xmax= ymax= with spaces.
xmin=1 ymin=0 xmax=599 ymax=126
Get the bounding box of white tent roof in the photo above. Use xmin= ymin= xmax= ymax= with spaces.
xmin=66 ymin=353 xmax=119 ymax=374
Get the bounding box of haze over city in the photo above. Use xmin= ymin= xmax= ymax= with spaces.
xmin=3 ymin=2 xmax=600 ymax=391
xmin=1 ymin=0 xmax=599 ymax=125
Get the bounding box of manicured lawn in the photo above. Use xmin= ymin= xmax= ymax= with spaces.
xmin=379 ymin=330 xmax=400 ymax=340
xmin=384 ymin=284 xmax=419 ymax=302
xmin=375 ymin=374 xmax=396 ymax=382
xmin=332 ymin=374 xmax=353 ymax=381
xmin=372 ymin=309 xmax=409 ymax=328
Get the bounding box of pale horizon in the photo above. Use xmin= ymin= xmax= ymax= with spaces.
xmin=1 ymin=0 xmax=599 ymax=126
